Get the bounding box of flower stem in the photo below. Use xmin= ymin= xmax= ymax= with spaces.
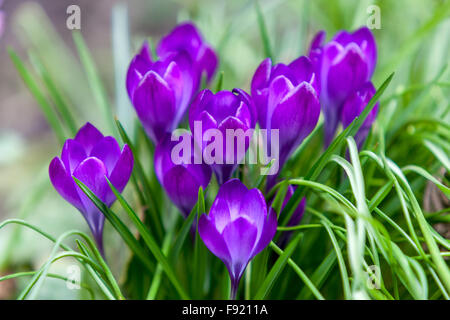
xmin=229 ymin=278 xmax=239 ymax=300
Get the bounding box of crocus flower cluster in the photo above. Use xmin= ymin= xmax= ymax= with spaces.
xmin=49 ymin=123 xmax=134 ymax=253
xmin=309 ymin=27 xmax=379 ymax=147
xmin=198 ymin=179 xmax=277 ymax=299
xmin=126 ymin=23 xmax=218 ymax=144
xmin=48 ymin=21 xmax=380 ymax=300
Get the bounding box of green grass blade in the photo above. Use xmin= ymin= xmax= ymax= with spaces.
xmin=254 ymin=233 xmax=303 ymax=299
xmin=105 ymin=177 xmax=189 ymax=299
xmin=72 ymin=31 xmax=117 ymax=136
xmin=8 ymin=48 xmax=66 ymax=144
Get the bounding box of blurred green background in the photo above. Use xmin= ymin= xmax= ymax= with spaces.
xmin=0 ymin=0 xmax=448 ymax=299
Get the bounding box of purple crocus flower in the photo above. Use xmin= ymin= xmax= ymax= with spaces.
xmin=309 ymin=27 xmax=377 ymax=146
xmin=251 ymin=57 xmax=321 ymax=187
xmin=49 ymin=123 xmax=134 ymax=253
xmin=189 ymin=89 xmax=254 ymax=184
xmin=154 ymin=133 xmax=212 ymax=217
xmin=198 ymin=179 xmax=277 ymax=299
xmin=157 ymin=22 xmax=218 ymax=84
xmin=340 ymin=82 xmax=379 ymax=148
xmin=126 ymin=42 xmax=196 ymax=144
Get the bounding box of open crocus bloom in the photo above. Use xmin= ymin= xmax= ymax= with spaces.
xmin=49 ymin=123 xmax=133 ymax=253
xmin=309 ymin=27 xmax=377 ymax=146
xmin=198 ymin=179 xmax=277 ymax=298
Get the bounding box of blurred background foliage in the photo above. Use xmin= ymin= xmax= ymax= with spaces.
xmin=0 ymin=0 xmax=448 ymax=299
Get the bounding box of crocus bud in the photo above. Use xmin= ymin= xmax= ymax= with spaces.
xmin=127 ymin=42 xmax=195 ymax=144
xmin=198 ymin=179 xmax=277 ymax=299
xmin=189 ymin=89 xmax=254 ymax=184
xmin=157 ymin=22 xmax=218 ymax=84
xmin=49 ymin=123 xmax=134 ymax=253
xmin=309 ymin=27 xmax=377 ymax=146
xmin=340 ymin=82 xmax=379 ymax=149
xmin=251 ymin=57 xmax=321 ymax=186
xmin=154 ymin=133 xmax=212 ymax=217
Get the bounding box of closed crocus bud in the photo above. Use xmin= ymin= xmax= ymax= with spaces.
xmin=157 ymin=22 xmax=218 ymax=84
xmin=154 ymin=133 xmax=212 ymax=217
xmin=127 ymin=42 xmax=195 ymax=144
xmin=309 ymin=27 xmax=377 ymax=146
xmin=251 ymin=57 xmax=321 ymax=186
xmin=49 ymin=123 xmax=134 ymax=253
xmin=198 ymin=179 xmax=277 ymax=299
xmin=341 ymin=82 xmax=379 ymax=149
xmin=189 ymin=89 xmax=254 ymax=184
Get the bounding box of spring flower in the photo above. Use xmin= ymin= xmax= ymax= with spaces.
xmin=251 ymin=57 xmax=321 ymax=187
xmin=49 ymin=123 xmax=134 ymax=253
xmin=126 ymin=42 xmax=196 ymax=144
xmin=154 ymin=133 xmax=212 ymax=217
xmin=198 ymin=179 xmax=277 ymax=299
xmin=309 ymin=27 xmax=377 ymax=146
xmin=189 ymin=89 xmax=254 ymax=184
xmin=340 ymin=82 xmax=379 ymax=148
xmin=157 ymin=22 xmax=218 ymax=84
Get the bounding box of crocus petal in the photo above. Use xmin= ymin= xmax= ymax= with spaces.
xmin=74 ymin=122 xmax=104 ymax=155
xmin=341 ymin=82 xmax=379 ymax=149
xmin=108 ymin=144 xmax=134 ymax=203
xmin=198 ymin=214 xmax=231 ymax=262
xmin=233 ymin=88 xmax=257 ymax=127
xmin=90 ymin=136 xmax=121 ymax=175
xmin=60 ymin=139 xmax=87 ymax=175
xmin=189 ymin=89 xmax=214 ymax=130
xmin=327 ymin=44 xmax=369 ymax=104
xmin=132 ymin=71 xmax=176 ymax=143
xmin=309 ymin=30 xmax=326 ymax=53
xmin=163 ymin=165 xmax=203 ymax=217
xmin=252 ymin=208 xmax=277 ymax=258
xmin=271 ymin=82 xmax=320 ymax=166
xmin=223 ymin=217 xmax=258 ymax=281
xmin=333 ymin=27 xmax=377 ymax=77
xmin=251 ymin=58 xmax=272 ymax=94
xmin=197 ymin=45 xmax=218 ymax=82
xmin=215 ymin=179 xmax=248 ymax=220
xmin=266 ymin=76 xmax=295 ymax=129
xmin=126 ymin=42 xmax=153 ymax=98
xmin=238 ymin=188 xmax=267 ymax=239
xmin=207 ymin=91 xmax=241 ymax=124
xmin=288 ymin=56 xmax=318 ymax=93
xmin=49 ymin=157 xmax=84 ymax=212
xmin=156 ymin=22 xmax=203 ymax=59
xmin=72 ymin=157 xmax=109 ymax=236
xmin=209 ymin=197 xmax=232 ymax=233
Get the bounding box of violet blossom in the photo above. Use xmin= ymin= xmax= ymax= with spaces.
xmin=309 ymin=27 xmax=377 ymax=146
xmin=198 ymin=179 xmax=277 ymax=299
xmin=49 ymin=123 xmax=134 ymax=253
